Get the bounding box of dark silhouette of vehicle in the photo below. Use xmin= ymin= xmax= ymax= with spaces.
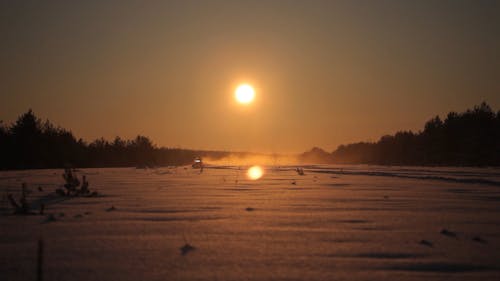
xmin=192 ymin=157 xmax=203 ymax=169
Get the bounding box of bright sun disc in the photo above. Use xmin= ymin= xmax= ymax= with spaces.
xmin=247 ymin=165 xmax=264 ymax=180
xmin=235 ymin=84 xmax=255 ymax=104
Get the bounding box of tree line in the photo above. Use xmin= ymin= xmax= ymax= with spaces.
xmin=301 ymin=102 xmax=500 ymax=166
xmin=0 ymin=110 xmax=229 ymax=170
xmin=2 ymin=103 xmax=499 ymax=169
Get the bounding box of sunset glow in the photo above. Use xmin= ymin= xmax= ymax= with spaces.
xmin=235 ymin=84 xmax=255 ymax=104
xmin=247 ymin=165 xmax=264 ymax=180
xmin=1 ymin=2 xmax=500 ymax=280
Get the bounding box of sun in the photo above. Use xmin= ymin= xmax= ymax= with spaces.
xmin=247 ymin=165 xmax=264 ymax=180
xmin=235 ymin=84 xmax=255 ymax=104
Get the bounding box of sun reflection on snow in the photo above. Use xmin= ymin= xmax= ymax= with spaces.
xmin=247 ymin=166 xmax=264 ymax=180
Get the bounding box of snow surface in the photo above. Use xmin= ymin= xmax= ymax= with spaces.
xmin=1 ymin=165 xmax=500 ymax=281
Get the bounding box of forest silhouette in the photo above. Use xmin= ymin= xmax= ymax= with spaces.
xmin=301 ymin=102 xmax=500 ymax=166
xmin=0 ymin=110 xmax=231 ymax=170
xmin=1 ymin=102 xmax=499 ymax=170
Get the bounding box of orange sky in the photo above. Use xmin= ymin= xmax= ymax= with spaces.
xmin=1 ymin=1 xmax=499 ymax=153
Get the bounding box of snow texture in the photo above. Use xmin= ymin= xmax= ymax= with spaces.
xmin=1 ymin=165 xmax=500 ymax=281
